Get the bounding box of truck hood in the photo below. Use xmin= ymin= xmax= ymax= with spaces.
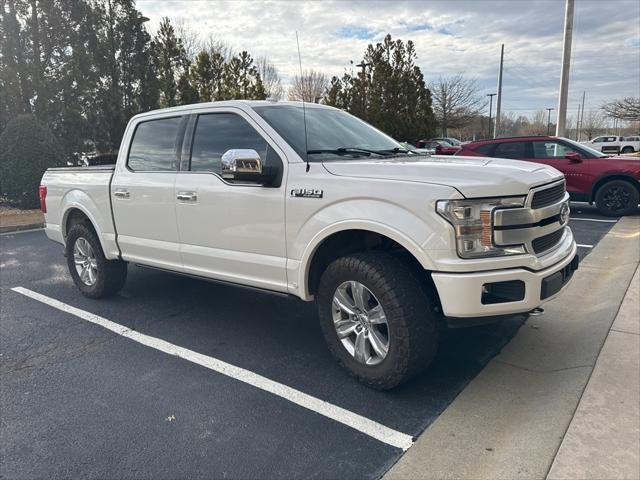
xmin=322 ymin=155 xmax=563 ymax=198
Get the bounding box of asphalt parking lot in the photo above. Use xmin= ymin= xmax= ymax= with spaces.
xmin=0 ymin=203 xmax=619 ymax=479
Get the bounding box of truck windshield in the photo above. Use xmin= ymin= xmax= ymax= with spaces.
xmin=253 ymin=105 xmax=403 ymax=160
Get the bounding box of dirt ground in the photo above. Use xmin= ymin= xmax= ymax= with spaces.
xmin=0 ymin=205 xmax=44 ymax=229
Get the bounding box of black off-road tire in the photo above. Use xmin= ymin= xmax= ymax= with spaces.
xmin=620 ymin=146 xmax=634 ymax=154
xmin=316 ymin=252 xmax=440 ymax=390
xmin=65 ymin=223 xmax=128 ymax=299
xmin=594 ymin=180 xmax=639 ymax=216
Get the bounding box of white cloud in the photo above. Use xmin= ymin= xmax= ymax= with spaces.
xmin=137 ymin=0 xmax=640 ymax=117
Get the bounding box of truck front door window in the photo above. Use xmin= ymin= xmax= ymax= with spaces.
xmin=128 ymin=117 xmax=182 ymax=171
xmin=190 ymin=113 xmax=269 ymax=175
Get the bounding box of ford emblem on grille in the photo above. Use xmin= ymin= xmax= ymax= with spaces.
xmin=560 ymin=202 xmax=570 ymax=226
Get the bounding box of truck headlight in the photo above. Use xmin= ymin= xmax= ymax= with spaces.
xmin=437 ymin=197 xmax=527 ymax=258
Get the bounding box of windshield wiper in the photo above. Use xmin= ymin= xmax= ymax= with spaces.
xmin=307 ymin=147 xmax=392 ymax=157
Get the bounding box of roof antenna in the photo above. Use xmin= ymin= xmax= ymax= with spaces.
xmin=296 ymin=31 xmax=310 ymax=172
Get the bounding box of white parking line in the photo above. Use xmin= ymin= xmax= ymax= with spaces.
xmin=11 ymin=286 xmax=414 ymax=451
xmin=577 ymin=244 xmax=594 ymax=248
xmin=570 ymin=218 xmax=618 ymax=223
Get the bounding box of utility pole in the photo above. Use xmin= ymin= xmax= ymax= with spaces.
xmin=355 ymin=61 xmax=370 ymax=115
xmin=555 ymin=0 xmax=575 ymax=136
xmin=355 ymin=62 xmax=370 ymax=77
xmin=546 ymin=108 xmax=555 ymax=135
xmin=575 ymin=102 xmax=582 ymax=140
xmin=486 ymin=93 xmax=496 ymax=139
xmin=494 ymin=44 xmax=504 ymax=138
xmin=578 ymin=90 xmax=586 ymax=140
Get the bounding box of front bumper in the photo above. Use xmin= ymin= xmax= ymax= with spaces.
xmin=432 ymin=241 xmax=579 ymax=318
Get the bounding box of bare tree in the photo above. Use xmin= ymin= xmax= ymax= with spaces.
xmin=521 ymin=110 xmax=547 ymax=136
xmin=202 ymin=34 xmax=234 ymax=62
xmin=288 ymin=69 xmax=328 ymax=103
xmin=429 ymin=74 xmax=483 ymax=136
xmin=581 ymin=110 xmax=606 ymax=140
xmin=173 ymin=18 xmax=200 ymax=61
xmin=601 ymin=97 xmax=640 ymax=122
xmin=256 ymin=57 xmax=284 ymax=100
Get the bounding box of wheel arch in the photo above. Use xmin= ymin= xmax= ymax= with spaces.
xmin=298 ymin=222 xmax=435 ymax=301
xmin=58 ymin=188 xmax=119 ymax=259
xmin=61 ymin=204 xmax=110 ymax=258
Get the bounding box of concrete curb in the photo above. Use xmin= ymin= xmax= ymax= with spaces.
xmin=384 ymin=216 xmax=640 ymax=480
xmin=0 ymin=223 xmax=44 ymax=234
xmin=547 ymin=265 xmax=639 ymax=480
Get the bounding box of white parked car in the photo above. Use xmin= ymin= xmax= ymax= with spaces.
xmin=582 ymin=135 xmax=639 ymax=154
xmin=39 ymin=101 xmax=578 ymax=389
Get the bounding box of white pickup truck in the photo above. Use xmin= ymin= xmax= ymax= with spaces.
xmin=582 ymin=135 xmax=639 ymax=154
xmin=40 ymin=100 xmax=579 ymax=389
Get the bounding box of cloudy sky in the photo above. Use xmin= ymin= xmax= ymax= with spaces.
xmin=138 ymin=0 xmax=640 ymax=121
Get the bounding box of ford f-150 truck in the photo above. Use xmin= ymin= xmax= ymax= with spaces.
xmin=40 ymin=101 xmax=579 ymax=389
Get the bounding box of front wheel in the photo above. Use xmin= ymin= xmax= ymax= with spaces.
xmin=316 ymin=252 xmax=439 ymax=390
xmin=594 ymin=180 xmax=639 ymax=216
xmin=65 ymin=223 xmax=128 ymax=298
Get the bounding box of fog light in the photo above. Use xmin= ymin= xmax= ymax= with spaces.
xmin=482 ymin=280 xmax=525 ymax=304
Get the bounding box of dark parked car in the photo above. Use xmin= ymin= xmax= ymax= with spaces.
xmin=432 ymin=137 xmax=463 ymax=146
xmin=456 ymin=136 xmax=640 ymax=216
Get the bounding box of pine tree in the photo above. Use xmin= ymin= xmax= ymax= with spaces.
xmin=153 ymin=17 xmax=188 ymax=107
xmin=325 ymin=35 xmax=435 ymax=141
xmin=190 ymin=50 xmax=214 ymax=101
xmin=223 ymin=51 xmax=266 ymax=100
xmin=177 ymin=72 xmax=199 ymax=104
xmin=0 ymin=0 xmax=30 ymax=127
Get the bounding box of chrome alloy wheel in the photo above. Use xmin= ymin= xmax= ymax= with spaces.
xmin=332 ymin=281 xmax=390 ymax=366
xmin=73 ymin=237 xmax=98 ymax=286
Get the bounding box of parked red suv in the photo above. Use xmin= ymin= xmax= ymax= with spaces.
xmin=457 ymin=136 xmax=640 ymax=216
xmin=416 ymin=139 xmax=460 ymax=155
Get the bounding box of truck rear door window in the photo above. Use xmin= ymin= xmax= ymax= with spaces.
xmin=128 ymin=117 xmax=182 ymax=171
xmin=190 ymin=113 xmax=269 ymax=174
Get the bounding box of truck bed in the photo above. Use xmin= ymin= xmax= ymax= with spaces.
xmin=46 ymin=165 xmax=115 ymax=172
xmin=40 ymin=165 xmax=118 ymax=258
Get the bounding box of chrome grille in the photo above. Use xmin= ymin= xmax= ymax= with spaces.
xmin=532 ymin=228 xmax=565 ymax=254
xmin=493 ymin=180 xmax=569 ymax=256
xmin=531 ymin=182 xmax=565 ymax=209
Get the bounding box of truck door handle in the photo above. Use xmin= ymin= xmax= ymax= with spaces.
xmin=113 ymin=189 xmax=130 ymax=199
xmin=176 ymin=191 xmax=197 ymax=202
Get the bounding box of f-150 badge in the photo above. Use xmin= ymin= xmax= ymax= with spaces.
xmin=291 ymin=188 xmax=323 ymax=199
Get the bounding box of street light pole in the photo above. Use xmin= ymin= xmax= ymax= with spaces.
xmin=555 ymin=0 xmax=575 ymax=136
xmin=494 ymin=44 xmax=504 ymax=138
xmin=355 ymin=61 xmax=370 ymax=114
xmin=487 ymin=93 xmax=496 ymax=139
xmin=546 ymin=108 xmax=554 ymax=135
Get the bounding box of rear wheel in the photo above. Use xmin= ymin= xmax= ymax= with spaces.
xmin=594 ymin=180 xmax=639 ymax=216
xmin=316 ymin=252 xmax=439 ymax=390
xmin=620 ymin=146 xmax=634 ymax=154
xmin=65 ymin=223 xmax=127 ymax=298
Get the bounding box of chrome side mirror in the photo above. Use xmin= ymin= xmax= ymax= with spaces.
xmin=221 ymin=149 xmax=263 ymax=181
